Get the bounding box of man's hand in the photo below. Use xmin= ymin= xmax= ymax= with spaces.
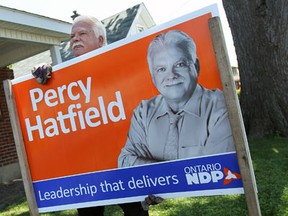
xmin=141 ymin=194 xmax=164 ymax=211
xmin=32 ymin=64 xmax=52 ymax=84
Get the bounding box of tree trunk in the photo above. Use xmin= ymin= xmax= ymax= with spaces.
xmin=222 ymin=0 xmax=288 ymax=137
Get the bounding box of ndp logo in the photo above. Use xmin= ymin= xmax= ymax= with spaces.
xmin=184 ymin=163 xmax=241 ymax=185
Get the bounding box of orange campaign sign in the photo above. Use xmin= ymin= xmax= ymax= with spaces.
xmin=9 ymin=5 xmax=244 ymax=212
xmin=13 ymin=8 xmax=221 ymax=182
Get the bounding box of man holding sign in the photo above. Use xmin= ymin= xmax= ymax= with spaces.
xmin=33 ymin=14 xmax=149 ymax=216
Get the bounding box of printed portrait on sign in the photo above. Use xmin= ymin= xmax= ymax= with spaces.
xmin=118 ymin=30 xmax=235 ymax=168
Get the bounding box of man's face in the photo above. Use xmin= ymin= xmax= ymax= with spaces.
xmin=70 ymin=21 xmax=102 ymax=56
xmin=150 ymin=44 xmax=198 ymax=105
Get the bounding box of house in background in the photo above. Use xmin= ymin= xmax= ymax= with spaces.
xmin=0 ymin=5 xmax=71 ymax=184
xmin=13 ymin=3 xmax=155 ymax=77
xmin=0 ymin=2 xmax=155 ymax=183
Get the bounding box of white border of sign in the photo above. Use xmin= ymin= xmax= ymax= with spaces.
xmin=12 ymin=4 xmax=219 ymax=85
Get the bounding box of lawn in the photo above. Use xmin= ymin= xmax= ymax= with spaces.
xmin=1 ymin=136 xmax=287 ymax=216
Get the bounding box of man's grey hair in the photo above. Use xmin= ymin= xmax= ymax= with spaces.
xmin=147 ymin=30 xmax=197 ymax=72
xmin=73 ymin=15 xmax=107 ymax=46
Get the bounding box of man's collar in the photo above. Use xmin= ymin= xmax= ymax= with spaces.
xmin=182 ymin=84 xmax=202 ymax=116
xmin=156 ymin=84 xmax=202 ymax=119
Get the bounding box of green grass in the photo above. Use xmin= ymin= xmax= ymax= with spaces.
xmin=250 ymin=136 xmax=288 ymax=216
xmin=1 ymin=136 xmax=288 ymax=216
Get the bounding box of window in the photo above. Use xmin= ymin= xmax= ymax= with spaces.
xmin=136 ymin=24 xmax=145 ymax=33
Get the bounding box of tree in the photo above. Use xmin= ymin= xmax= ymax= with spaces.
xmin=222 ymin=0 xmax=288 ymax=137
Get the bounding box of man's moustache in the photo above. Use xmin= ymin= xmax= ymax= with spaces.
xmin=72 ymin=43 xmax=84 ymax=49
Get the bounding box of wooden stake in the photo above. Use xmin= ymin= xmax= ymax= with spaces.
xmin=208 ymin=17 xmax=261 ymax=216
xmin=3 ymin=80 xmax=39 ymax=216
